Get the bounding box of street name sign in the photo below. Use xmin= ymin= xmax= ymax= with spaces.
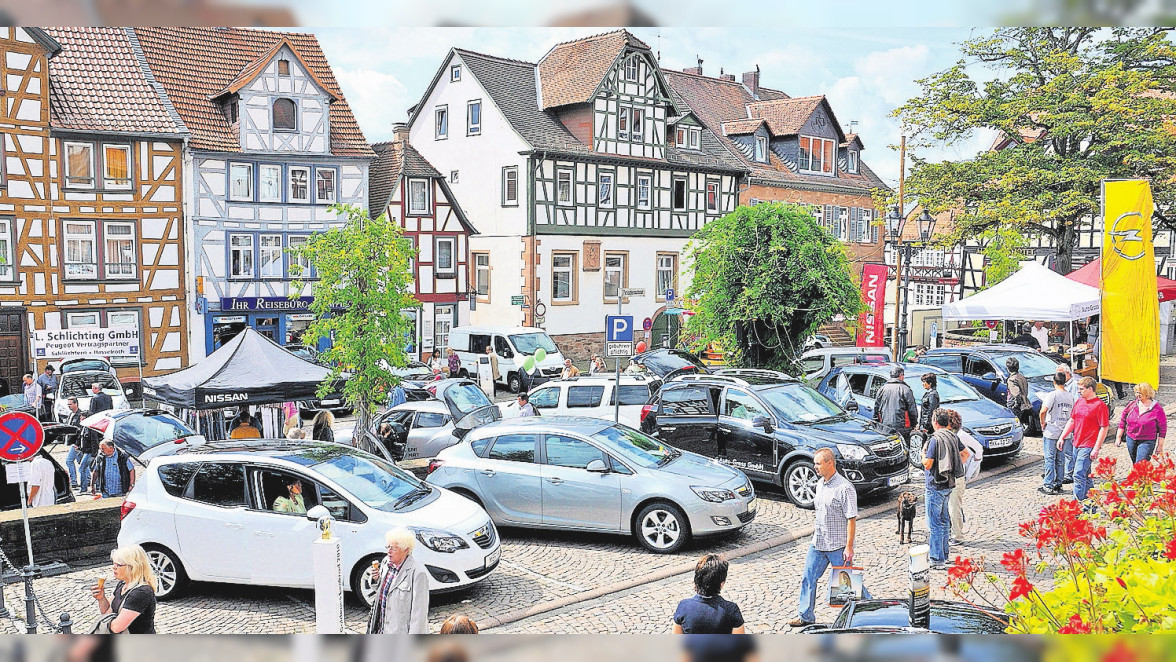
xmin=620 ymin=288 xmax=645 ymax=297
xmin=511 ymin=296 xmax=525 ymax=306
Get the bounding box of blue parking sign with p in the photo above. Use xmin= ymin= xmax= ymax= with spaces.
xmin=606 ymin=315 xmax=633 ymax=342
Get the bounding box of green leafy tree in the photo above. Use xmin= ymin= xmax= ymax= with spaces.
xmin=289 ymin=203 xmax=418 ymax=433
xmin=979 ymin=226 xmax=1030 ymax=288
xmin=895 ymin=28 xmax=1176 ymax=273
xmin=683 ymin=202 xmax=862 ymax=373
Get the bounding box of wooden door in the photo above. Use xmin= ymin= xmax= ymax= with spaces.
xmin=0 ymin=311 xmax=27 ymax=397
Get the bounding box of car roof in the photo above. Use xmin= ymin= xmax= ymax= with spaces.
xmin=801 ymin=347 xmax=893 ymax=359
xmin=927 ymin=344 xmax=1035 ymax=355
xmin=667 ymin=372 xmax=797 ymax=389
xmin=827 ymin=362 xmax=947 ymax=378
xmin=538 ymin=374 xmax=657 ymax=386
xmin=466 ymin=415 xmax=614 ymax=438
xmin=391 ymin=400 xmax=449 ymax=413
xmin=841 ymin=598 xmax=1009 ymax=633
xmin=453 ymin=326 xmax=547 ymax=335
xmin=160 ymin=440 xmax=390 ymax=468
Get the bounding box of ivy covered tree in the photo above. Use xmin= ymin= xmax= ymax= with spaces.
xmin=895 ymin=28 xmax=1176 ymax=273
xmin=683 ymin=202 xmax=862 ymax=373
xmin=289 ymin=203 xmax=418 ymax=433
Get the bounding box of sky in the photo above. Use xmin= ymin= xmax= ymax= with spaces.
xmin=307 ymin=26 xmax=1001 ymax=189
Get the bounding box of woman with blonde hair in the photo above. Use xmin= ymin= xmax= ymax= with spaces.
xmin=312 ymin=410 xmax=335 ymax=444
xmin=1116 ymin=382 xmax=1167 ymax=463
xmin=91 ymin=544 xmax=158 ymax=633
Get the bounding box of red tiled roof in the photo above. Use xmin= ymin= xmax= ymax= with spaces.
xmin=843 ymin=132 xmax=864 ymax=148
xmin=44 ymin=27 xmax=187 ymax=136
xmin=747 ymin=96 xmax=827 ymax=137
xmin=216 ymin=36 xmax=338 ymax=101
xmin=132 ymin=27 xmax=372 ymax=157
xmin=721 ymin=118 xmax=765 ymax=135
xmin=536 ymin=29 xmax=650 ymax=110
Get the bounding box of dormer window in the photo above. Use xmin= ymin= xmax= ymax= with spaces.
xmin=848 ymin=150 xmax=859 ymax=174
xmin=224 ymin=98 xmax=238 ymax=124
xmin=799 ymin=136 xmax=835 ymax=174
xmin=272 ymin=98 xmax=296 ymax=131
xmin=755 ymin=136 xmax=767 ymax=162
xmin=625 ymin=55 xmax=639 ymax=82
xmin=277 ymin=59 xmax=291 ymax=76
xmin=674 ymin=127 xmax=701 ymax=150
xmin=689 ymin=128 xmax=700 ymax=150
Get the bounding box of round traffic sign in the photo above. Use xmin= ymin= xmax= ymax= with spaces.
xmin=643 ymin=317 xmax=653 ymax=331
xmin=0 ymin=412 xmax=44 ymax=462
xmin=985 ymin=320 xmax=997 ymax=330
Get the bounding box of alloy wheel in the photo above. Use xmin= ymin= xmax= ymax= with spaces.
xmin=640 ymin=509 xmax=682 ymax=550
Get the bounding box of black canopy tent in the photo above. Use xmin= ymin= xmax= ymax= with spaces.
xmin=142 ymin=328 xmax=341 ymax=410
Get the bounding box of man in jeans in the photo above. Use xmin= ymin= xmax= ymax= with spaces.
xmin=923 ymin=409 xmax=961 ymax=570
xmin=1056 ymin=364 xmax=1080 ymax=484
xmin=1038 ymin=372 xmax=1075 ymax=495
xmin=1058 ymin=376 xmax=1109 ymax=506
xmin=789 ymin=448 xmax=871 ymax=628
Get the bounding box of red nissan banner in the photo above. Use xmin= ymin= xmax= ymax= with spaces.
xmin=856 ymin=263 xmax=888 ymax=347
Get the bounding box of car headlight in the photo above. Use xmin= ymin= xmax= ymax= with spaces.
xmin=836 ymin=444 xmax=869 ymax=461
xmin=412 ymin=528 xmax=469 ymax=553
xmin=691 ymin=486 xmax=737 ymax=503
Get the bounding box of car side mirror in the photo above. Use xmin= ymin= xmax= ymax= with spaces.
xmin=844 ymin=399 xmax=859 ymax=413
xmin=982 ymin=372 xmax=998 ymax=382
xmin=586 ymin=459 xmax=610 ymax=474
xmin=502 ymin=350 xmax=514 ymax=359
xmin=305 ymin=504 xmax=330 ymax=522
xmin=752 ymin=415 xmax=774 ymax=433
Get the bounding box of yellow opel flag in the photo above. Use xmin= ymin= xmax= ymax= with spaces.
xmin=1101 ymin=180 xmax=1160 ymax=386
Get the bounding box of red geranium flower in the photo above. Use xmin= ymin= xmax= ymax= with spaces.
xmin=1008 ymin=575 xmax=1035 ymax=601
xmin=1102 ymin=641 xmax=1137 ymax=662
xmin=1057 ymin=613 xmax=1091 ymax=634
xmin=1001 ymin=548 xmax=1029 ymax=576
xmin=1092 ymin=456 xmax=1117 ymax=479
xmin=1165 ymin=537 xmax=1176 ymax=561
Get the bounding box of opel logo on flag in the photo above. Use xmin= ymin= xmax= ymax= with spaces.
xmin=1110 ymin=211 xmax=1147 ymax=261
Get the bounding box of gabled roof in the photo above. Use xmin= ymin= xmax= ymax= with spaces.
xmin=132 ymin=27 xmax=372 ymax=157
xmin=44 ymin=27 xmax=187 ymax=137
xmin=22 ymin=28 xmax=61 ymax=57
xmin=722 ymin=118 xmax=766 ymax=136
xmin=368 ymin=140 xmax=477 ymax=235
xmin=536 ymin=29 xmax=650 ymax=110
xmin=214 ymin=36 xmax=338 ymax=102
xmin=747 ymin=96 xmax=842 ymax=140
xmin=842 ymin=133 xmax=864 ymax=149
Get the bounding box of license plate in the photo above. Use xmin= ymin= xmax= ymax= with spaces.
xmin=320 ymin=399 xmax=339 ymax=406
xmin=888 ymin=474 xmax=910 ymax=487
xmin=989 ymin=436 xmax=1012 ymax=448
xmin=485 ymin=547 xmax=501 ymax=568
xmin=746 ymin=497 xmax=757 ymax=513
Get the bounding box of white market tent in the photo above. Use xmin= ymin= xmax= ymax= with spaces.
xmin=941 ymin=262 xmax=1101 ymax=322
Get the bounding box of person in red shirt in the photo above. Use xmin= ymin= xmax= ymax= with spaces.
xmin=1057 ymin=376 xmax=1110 ymax=504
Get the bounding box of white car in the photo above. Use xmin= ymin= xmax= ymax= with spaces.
xmin=55 ymin=370 xmax=129 ymax=422
xmin=81 ymin=409 xmax=206 ymax=464
xmin=498 ymin=374 xmax=660 ymax=428
xmin=117 ymin=441 xmax=501 ymax=607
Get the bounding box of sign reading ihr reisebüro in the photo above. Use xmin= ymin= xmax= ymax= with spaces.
xmin=34 ymin=326 xmax=140 ymax=358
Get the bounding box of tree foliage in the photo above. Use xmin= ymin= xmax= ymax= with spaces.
xmin=895 ymin=28 xmax=1176 ymax=272
xmin=289 ymin=203 xmax=418 ymax=432
xmin=683 ymin=203 xmax=862 ymax=373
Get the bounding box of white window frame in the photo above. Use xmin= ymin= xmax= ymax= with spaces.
xmin=672 ymin=178 xmax=687 ymax=211
xmin=598 ymin=171 xmax=614 ymax=208
xmin=450 ymin=65 xmax=461 ymax=82
xmin=288 ymin=166 xmax=310 ymax=203
xmin=102 ymin=144 xmax=132 ymax=190
xmin=63 ymin=220 xmax=97 ymax=280
xmin=434 ymin=304 xmax=454 ymax=350
xmin=689 ymin=128 xmax=700 ymax=150
xmin=314 ymin=168 xmax=336 ymax=204
xmin=64 ymin=141 xmax=95 ymax=189
xmin=287 ymin=235 xmax=310 ymax=277
xmin=68 ymin=309 xmax=141 ymax=365
xmin=259 ymin=164 xmax=283 ymax=202
xmin=636 ymin=175 xmax=651 ymax=210
xmin=102 ymin=221 xmax=137 ymax=280
xmin=858 ymin=208 xmax=873 ymax=244
xmin=799 ymin=136 xmax=835 ymax=174
xmin=552 ymin=253 xmax=576 ymax=302
xmin=556 ymin=169 xmax=573 ymax=206
xmin=706 ymin=180 xmax=720 ymax=213
xmin=435 ymin=237 xmax=455 ymax=274
xmin=631 ymin=108 xmax=644 ymax=142
xmin=755 ymin=136 xmax=767 ymax=163
xmin=0 ymin=218 xmax=14 ymax=281
xmin=848 ymin=150 xmax=859 ymax=174
xmin=229 ymin=162 xmax=253 ymax=201
xmin=473 ymin=252 xmax=490 ymax=299
xmin=603 ymin=253 xmax=626 ymax=301
xmin=258 ymin=234 xmax=283 ymax=279
xmin=466 ymin=100 xmax=481 ymax=136
xmin=408 ymin=178 xmax=430 ymax=215
xmin=625 ymin=54 xmax=639 ymax=82
xmin=502 ymin=166 xmax=518 ymax=206
xmin=656 ymin=253 xmax=677 ymax=300
xmin=618 ymin=107 xmax=630 ymax=141
xmin=229 ymin=234 xmax=255 ymax=279
xmin=435 ymin=105 xmax=448 ymax=140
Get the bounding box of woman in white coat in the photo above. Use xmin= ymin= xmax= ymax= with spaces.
xmin=366 ymin=528 xmax=431 ymax=634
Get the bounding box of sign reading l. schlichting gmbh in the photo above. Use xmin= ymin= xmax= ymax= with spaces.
xmin=34 ymin=326 xmax=140 ymax=358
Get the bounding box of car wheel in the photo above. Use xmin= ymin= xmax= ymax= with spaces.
xmin=143 ymin=545 xmax=188 ymax=600
xmin=908 ymin=432 xmax=926 ymax=469
xmin=351 ymin=554 xmax=384 ymax=609
xmin=508 ymin=373 xmax=523 ymax=394
xmin=634 ymin=501 xmax=690 ymax=553
xmin=783 ymin=460 xmax=820 ymax=509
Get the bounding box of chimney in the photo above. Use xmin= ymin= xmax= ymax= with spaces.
xmin=743 ymin=65 xmax=760 ymax=98
xmin=392 ymin=122 xmax=410 ymax=143
xmin=682 ymin=66 xmax=702 ymax=75
xmin=720 ymin=73 xmax=736 ymax=82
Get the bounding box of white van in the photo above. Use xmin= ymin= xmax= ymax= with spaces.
xmin=446 ymin=326 xmax=565 ymax=393
xmin=498 ymin=374 xmax=659 ymax=427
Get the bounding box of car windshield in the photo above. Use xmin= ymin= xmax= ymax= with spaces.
xmin=312 ymin=450 xmax=424 ymax=511
xmin=61 ymin=374 xmax=120 ymax=399
xmin=444 ymin=383 xmax=493 ymax=416
xmin=510 ymin=333 xmax=558 ymax=355
xmin=907 ymin=373 xmax=980 ymax=403
xmin=991 ymin=351 xmax=1056 ymax=378
xmin=0 ymin=394 xmax=27 ymax=410
xmin=62 ymin=359 xmax=109 ymax=373
xmin=391 ymin=362 xmax=431 ymax=379
xmin=111 ymin=413 xmax=195 ymax=456
xmin=640 ymin=351 xmax=706 ymax=375
xmin=759 ymin=383 xmax=845 ymax=423
xmin=590 ymin=424 xmax=678 ymax=468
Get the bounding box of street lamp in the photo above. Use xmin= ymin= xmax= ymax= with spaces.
xmin=888 ymin=206 xmax=937 ymax=356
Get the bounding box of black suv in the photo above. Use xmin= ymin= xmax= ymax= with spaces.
xmin=639 ymin=369 xmax=910 ymax=508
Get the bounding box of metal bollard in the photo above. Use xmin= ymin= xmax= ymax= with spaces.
xmin=58 ymin=613 xmax=72 ymax=634
xmin=21 ymin=566 xmax=36 ymax=634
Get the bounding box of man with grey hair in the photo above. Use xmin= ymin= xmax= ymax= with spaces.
xmin=873 ymin=365 xmax=919 ymax=443
xmin=1056 ymin=363 xmax=1079 ymax=484
xmin=366 ymin=527 xmax=430 ymax=633
xmin=789 ymin=447 xmax=870 ymax=627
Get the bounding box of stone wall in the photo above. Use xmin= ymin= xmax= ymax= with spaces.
xmin=0 ymin=498 xmax=123 ymax=565
xmin=551 ymin=331 xmax=606 ymax=364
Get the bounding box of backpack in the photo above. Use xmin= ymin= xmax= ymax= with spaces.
xmin=930 ymin=429 xmax=960 ymax=489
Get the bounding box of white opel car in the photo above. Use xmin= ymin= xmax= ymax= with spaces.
xmin=117 ymin=441 xmax=500 ymax=607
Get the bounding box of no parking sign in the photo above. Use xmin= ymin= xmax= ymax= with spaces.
xmin=0 ymin=412 xmax=44 ymax=462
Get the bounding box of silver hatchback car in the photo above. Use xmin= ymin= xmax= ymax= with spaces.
xmin=426 ymin=416 xmax=757 ymax=553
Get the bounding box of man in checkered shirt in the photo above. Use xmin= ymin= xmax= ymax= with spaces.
xmin=790 ymin=447 xmax=871 ymax=627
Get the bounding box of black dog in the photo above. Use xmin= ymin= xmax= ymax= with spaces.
xmin=896 ymin=491 xmax=917 ymax=544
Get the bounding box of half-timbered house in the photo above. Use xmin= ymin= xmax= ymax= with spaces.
xmin=407 ymin=30 xmax=746 ymax=359
xmin=0 ymin=27 xmax=190 ymax=394
xmin=132 ymin=28 xmax=373 ymax=359
xmin=369 ymin=127 xmax=478 ymax=360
